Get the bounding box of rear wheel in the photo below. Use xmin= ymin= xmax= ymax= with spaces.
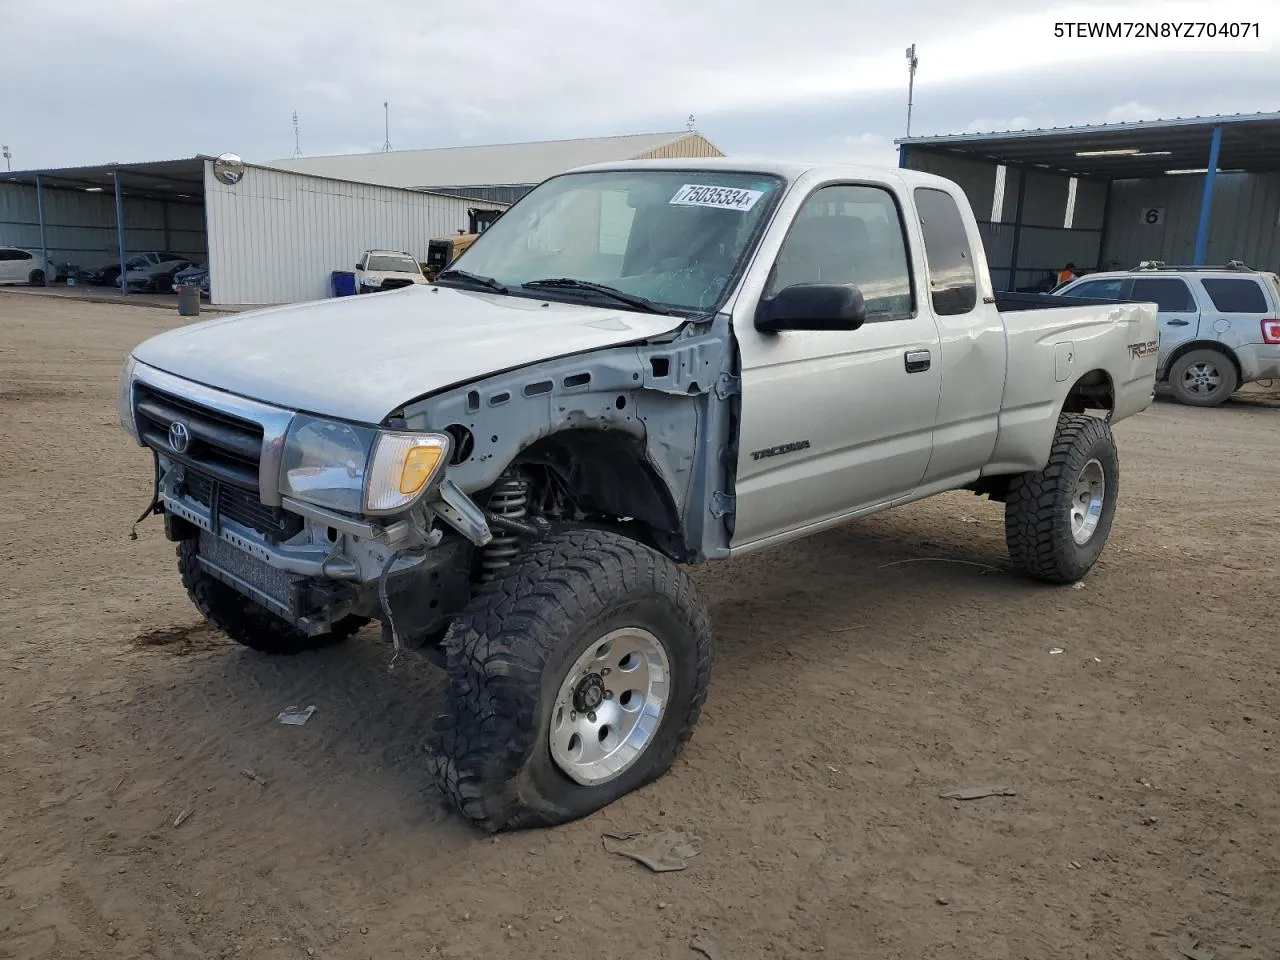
xmin=1169 ymin=348 xmax=1238 ymax=407
xmin=176 ymin=539 xmax=364 ymax=653
xmin=429 ymin=528 xmax=713 ymax=832
xmin=1005 ymin=413 xmax=1120 ymax=584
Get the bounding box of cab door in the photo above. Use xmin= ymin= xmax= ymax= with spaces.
xmin=731 ymin=181 xmax=942 ymax=549
xmin=1129 ymin=276 xmax=1199 ymax=375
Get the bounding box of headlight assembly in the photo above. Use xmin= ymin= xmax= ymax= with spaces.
xmin=278 ymin=415 xmax=450 ymax=516
xmin=117 ymin=355 xmax=139 ymax=442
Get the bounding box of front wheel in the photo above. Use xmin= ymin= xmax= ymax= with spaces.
xmin=429 ymin=528 xmax=713 ymax=832
xmin=1005 ymin=413 xmax=1120 ymax=584
xmin=28 ymin=269 xmax=44 ymax=286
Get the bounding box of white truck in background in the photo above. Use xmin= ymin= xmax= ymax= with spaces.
xmin=117 ymin=158 xmax=1158 ymax=831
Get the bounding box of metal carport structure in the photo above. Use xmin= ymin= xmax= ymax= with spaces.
xmin=2 ymin=157 xmax=508 ymax=305
xmin=897 ymin=112 xmax=1280 ymax=291
xmin=0 ymin=158 xmax=207 ymax=291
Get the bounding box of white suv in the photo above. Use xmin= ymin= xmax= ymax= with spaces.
xmin=1055 ymin=262 xmax=1280 ymax=407
xmin=354 ymin=249 xmax=428 ymax=294
xmin=0 ymin=246 xmax=54 ymax=286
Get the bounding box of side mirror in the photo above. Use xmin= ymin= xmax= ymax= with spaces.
xmin=355 ymin=263 xmax=363 ymax=271
xmin=755 ymin=282 xmax=867 ymax=333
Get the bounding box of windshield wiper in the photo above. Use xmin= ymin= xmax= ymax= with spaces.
xmin=522 ymin=277 xmax=670 ymax=314
xmin=435 ymin=269 xmax=508 ymax=294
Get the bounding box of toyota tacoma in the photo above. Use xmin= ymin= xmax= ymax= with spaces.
xmin=117 ymin=158 xmax=1158 ymax=831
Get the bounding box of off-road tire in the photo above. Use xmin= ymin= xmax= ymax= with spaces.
xmin=176 ymin=539 xmax=364 ymax=654
xmin=1168 ymin=348 xmax=1238 ymax=407
xmin=429 ymin=528 xmax=713 ymax=832
xmin=1005 ymin=413 xmax=1120 ymax=584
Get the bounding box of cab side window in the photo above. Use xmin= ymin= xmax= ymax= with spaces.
xmin=765 ymin=184 xmax=914 ymax=321
xmin=914 ymin=187 xmax=977 ymax=315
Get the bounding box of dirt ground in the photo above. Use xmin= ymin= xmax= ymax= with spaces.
xmin=2 ymin=293 xmax=1278 ymax=960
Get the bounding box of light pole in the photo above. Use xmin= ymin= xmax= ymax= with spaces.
xmin=2 ymin=145 xmax=11 ymax=172
xmin=905 ymin=44 xmax=919 ymax=137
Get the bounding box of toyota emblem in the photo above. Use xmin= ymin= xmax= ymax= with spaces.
xmin=168 ymin=420 xmax=191 ymax=454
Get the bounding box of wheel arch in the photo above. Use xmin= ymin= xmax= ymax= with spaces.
xmin=510 ymin=428 xmax=689 ymax=559
xmin=1060 ymin=368 xmax=1115 ymax=417
xmin=1161 ymin=339 xmax=1242 ymax=383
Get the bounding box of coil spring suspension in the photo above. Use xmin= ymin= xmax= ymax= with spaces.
xmin=482 ymin=472 xmax=530 ymax=580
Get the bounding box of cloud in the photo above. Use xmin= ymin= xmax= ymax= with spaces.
xmin=1104 ymin=101 xmax=1163 ymax=123
xmin=962 ymin=116 xmax=1037 ymax=134
xmin=0 ymin=0 xmax=1276 ymax=171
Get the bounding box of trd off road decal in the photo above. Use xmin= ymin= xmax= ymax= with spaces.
xmin=1127 ymin=339 xmax=1159 ymax=359
xmin=750 ymin=439 xmax=811 ymax=461
xmin=669 ymin=184 xmax=764 ymax=212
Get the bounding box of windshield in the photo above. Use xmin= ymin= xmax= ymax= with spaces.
xmin=366 ymin=255 xmax=420 ymax=273
xmin=444 ymin=169 xmax=784 ymax=312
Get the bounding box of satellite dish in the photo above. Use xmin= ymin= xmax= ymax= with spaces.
xmin=213 ymin=153 xmax=246 ymax=186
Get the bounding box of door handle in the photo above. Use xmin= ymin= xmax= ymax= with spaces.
xmin=1165 ymin=319 xmax=1189 ymax=326
xmin=904 ymin=349 xmax=931 ymax=373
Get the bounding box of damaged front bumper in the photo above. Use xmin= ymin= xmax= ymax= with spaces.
xmin=121 ymin=361 xmax=493 ymax=638
xmin=160 ymin=460 xmax=478 ymax=637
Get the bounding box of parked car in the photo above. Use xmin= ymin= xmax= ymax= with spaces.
xmin=80 ymin=251 xmax=191 ymax=288
xmin=0 ymin=246 xmax=54 ymax=286
xmin=171 ymin=264 xmax=210 ymax=297
xmin=1054 ymin=260 xmax=1280 ymax=406
xmin=354 ymin=249 xmax=428 ymax=293
xmin=117 ymin=157 xmax=1157 ymax=831
xmin=125 ymin=254 xmax=194 ymax=293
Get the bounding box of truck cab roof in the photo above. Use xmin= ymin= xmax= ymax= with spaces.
xmin=565 ymin=155 xmax=961 ymax=191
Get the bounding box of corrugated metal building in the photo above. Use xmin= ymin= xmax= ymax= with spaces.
xmin=898 ymin=113 xmax=1280 ymax=289
xmin=1 ymin=156 xmax=505 ymax=305
xmin=271 ymin=131 xmax=725 ymax=204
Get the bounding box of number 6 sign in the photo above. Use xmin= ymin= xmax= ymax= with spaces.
xmin=1140 ymin=207 xmax=1165 ymax=226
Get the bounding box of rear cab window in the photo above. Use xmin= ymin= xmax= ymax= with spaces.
xmin=1199 ymin=278 xmax=1268 ymax=314
xmin=913 ymin=187 xmax=977 ymax=315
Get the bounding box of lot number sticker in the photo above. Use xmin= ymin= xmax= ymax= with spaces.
xmin=670 ymin=184 xmax=764 ymax=212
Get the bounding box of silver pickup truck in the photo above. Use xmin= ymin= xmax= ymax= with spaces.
xmin=118 ymin=158 xmax=1158 ymax=831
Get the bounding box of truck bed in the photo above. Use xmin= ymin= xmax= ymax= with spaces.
xmin=993 ymin=291 xmax=1135 ymax=312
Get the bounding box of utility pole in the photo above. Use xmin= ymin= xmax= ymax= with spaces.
xmin=292 ymin=111 xmax=303 ymax=158
xmin=687 ymin=114 xmax=695 ymax=132
xmin=2 ymin=145 xmax=11 ymax=172
xmin=382 ymin=101 xmax=392 ymax=153
xmin=904 ymin=44 xmax=919 ymax=137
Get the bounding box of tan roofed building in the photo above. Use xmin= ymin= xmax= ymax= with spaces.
xmin=270 ymin=131 xmax=724 ymax=204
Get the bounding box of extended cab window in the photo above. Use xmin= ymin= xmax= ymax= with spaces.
xmin=766 ymin=184 xmax=913 ymax=320
xmin=1130 ymin=277 xmax=1194 ymax=312
xmin=1200 ymin=278 xmax=1268 ymax=314
xmin=913 ymin=187 xmax=977 ymax=315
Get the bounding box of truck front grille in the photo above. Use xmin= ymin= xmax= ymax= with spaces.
xmin=134 ymin=383 xmax=264 ymax=492
xmin=183 ymin=470 xmax=303 ymax=543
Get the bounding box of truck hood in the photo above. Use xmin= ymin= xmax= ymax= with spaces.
xmin=130 ymin=285 xmax=685 ymax=423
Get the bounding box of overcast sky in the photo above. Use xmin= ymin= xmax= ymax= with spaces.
xmin=3 ymin=0 xmax=1276 ymax=172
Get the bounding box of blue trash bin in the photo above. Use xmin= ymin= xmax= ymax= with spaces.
xmin=331 ymin=270 xmax=357 ymax=297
